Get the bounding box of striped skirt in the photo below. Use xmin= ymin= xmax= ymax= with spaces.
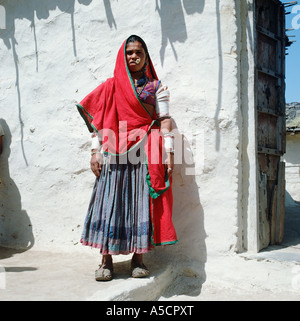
xmin=80 ymin=152 xmax=153 ymax=255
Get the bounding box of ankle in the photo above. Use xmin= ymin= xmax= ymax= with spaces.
xmin=102 ymin=255 xmax=113 ymax=267
xmin=131 ymin=253 xmax=143 ymax=265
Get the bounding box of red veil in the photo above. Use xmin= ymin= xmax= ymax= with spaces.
xmin=76 ymin=36 xmax=177 ymax=246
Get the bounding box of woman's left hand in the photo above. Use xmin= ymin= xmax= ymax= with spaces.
xmin=165 ymin=152 xmax=174 ymax=177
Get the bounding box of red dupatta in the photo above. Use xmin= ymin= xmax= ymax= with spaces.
xmin=76 ymin=36 xmax=177 ymax=246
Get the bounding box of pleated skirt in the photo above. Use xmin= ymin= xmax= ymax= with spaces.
xmin=80 ymin=152 xmax=153 ymax=255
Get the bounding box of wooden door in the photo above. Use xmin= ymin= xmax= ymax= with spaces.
xmin=255 ymin=0 xmax=286 ymax=250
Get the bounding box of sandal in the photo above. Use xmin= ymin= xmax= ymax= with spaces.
xmin=95 ymin=265 xmax=113 ymax=281
xmin=131 ymin=263 xmax=150 ymax=278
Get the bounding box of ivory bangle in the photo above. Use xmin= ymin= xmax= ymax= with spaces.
xmin=164 ymin=135 xmax=175 ymax=153
xmin=91 ymin=135 xmax=101 ymax=150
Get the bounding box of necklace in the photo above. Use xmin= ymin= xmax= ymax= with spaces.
xmin=131 ymin=70 xmax=143 ymax=74
xmin=136 ymin=76 xmax=148 ymax=97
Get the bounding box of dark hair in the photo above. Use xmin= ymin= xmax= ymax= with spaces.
xmin=126 ymin=35 xmax=148 ymax=55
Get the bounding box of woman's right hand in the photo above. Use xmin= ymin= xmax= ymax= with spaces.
xmin=90 ymin=153 xmax=103 ymax=177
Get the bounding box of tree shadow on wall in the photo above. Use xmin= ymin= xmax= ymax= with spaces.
xmin=0 ymin=119 xmax=34 ymax=251
xmin=103 ymin=0 xmax=117 ymax=29
xmin=155 ymin=0 xmax=205 ymax=66
xmin=0 ymin=0 xmax=93 ymax=167
xmin=0 ymin=0 xmax=93 ymax=62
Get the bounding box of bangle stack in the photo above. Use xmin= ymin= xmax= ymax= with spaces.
xmin=91 ymin=134 xmax=101 ymax=150
xmin=91 ymin=150 xmax=102 ymax=156
xmin=163 ymin=132 xmax=175 ymax=153
xmin=91 ymin=132 xmax=102 ymax=156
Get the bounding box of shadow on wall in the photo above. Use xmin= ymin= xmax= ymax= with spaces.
xmin=96 ymin=0 xmax=206 ymax=65
xmin=0 ymin=0 xmax=93 ymax=167
xmin=148 ymin=124 xmax=207 ymax=299
xmin=103 ymin=0 xmax=117 ymax=29
xmin=0 ymin=0 xmax=206 ymax=165
xmin=0 ymin=119 xmax=34 ymax=250
xmin=155 ymin=0 xmax=205 ymax=66
xmin=0 ymin=0 xmax=93 ymax=57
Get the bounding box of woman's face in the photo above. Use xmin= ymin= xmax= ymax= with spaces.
xmin=125 ymin=41 xmax=147 ymax=73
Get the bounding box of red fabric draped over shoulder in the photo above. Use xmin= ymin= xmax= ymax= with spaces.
xmin=76 ymin=36 xmax=177 ymax=246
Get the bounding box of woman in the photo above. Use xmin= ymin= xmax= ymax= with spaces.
xmin=76 ymin=35 xmax=177 ymax=281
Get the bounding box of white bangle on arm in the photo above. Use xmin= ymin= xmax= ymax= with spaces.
xmin=155 ymin=85 xmax=171 ymax=119
xmin=163 ymin=132 xmax=175 ymax=153
xmin=91 ymin=134 xmax=101 ymax=150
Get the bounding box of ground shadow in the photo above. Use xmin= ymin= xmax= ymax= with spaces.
xmin=255 ymin=191 xmax=300 ymax=259
xmin=283 ymin=191 xmax=300 ymax=248
xmin=0 ymin=119 xmax=34 ymax=251
xmin=4 ymin=266 xmax=37 ymax=273
xmin=0 ymin=246 xmax=27 ymax=260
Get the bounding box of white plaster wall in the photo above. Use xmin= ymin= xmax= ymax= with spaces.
xmin=0 ymin=0 xmax=243 ymax=268
xmin=284 ymin=135 xmax=300 ymax=204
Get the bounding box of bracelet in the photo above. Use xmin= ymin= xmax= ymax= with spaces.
xmin=164 ymin=134 xmax=175 ymax=153
xmin=91 ymin=135 xmax=101 ymax=150
xmin=91 ymin=151 xmax=102 ymax=156
xmin=163 ymin=132 xmax=175 ymax=138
